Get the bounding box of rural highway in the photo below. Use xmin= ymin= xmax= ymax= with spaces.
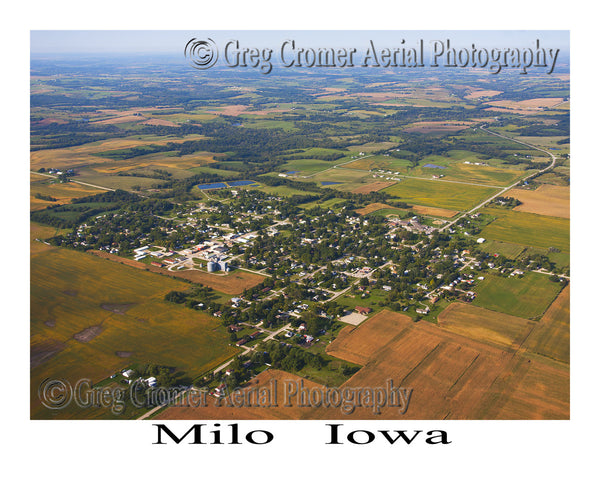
xmin=439 ymin=126 xmax=558 ymax=232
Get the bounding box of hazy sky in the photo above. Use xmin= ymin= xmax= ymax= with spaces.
xmin=31 ymin=30 xmax=569 ymax=55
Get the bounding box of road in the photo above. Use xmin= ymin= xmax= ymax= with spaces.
xmin=439 ymin=126 xmax=557 ymax=232
xmin=30 ymin=170 xmax=115 ymax=191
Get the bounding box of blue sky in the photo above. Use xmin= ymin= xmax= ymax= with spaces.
xmin=31 ymin=30 xmax=569 ymax=55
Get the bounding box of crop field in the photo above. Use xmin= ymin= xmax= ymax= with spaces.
xmin=476 ymin=239 xmax=525 ymax=259
xmin=473 ymin=272 xmax=565 ymax=319
xmin=325 ymin=310 xmax=414 ymax=366
xmin=477 ymin=354 xmax=569 ymax=420
xmin=279 ymin=158 xmax=351 ymax=176
xmin=486 ymin=98 xmax=564 ymax=110
xmin=351 ymin=181 xmax=398 ymax=194
xmin=344 ymin=155 xmax=414 ymax=172
xmin=437 ymin=302 xmax=534 ymax=348
xmin=319 ymin=308 xmax=568 ymax=419
xmin=301 ymin=168 xmax=376 ymax=192
xmin=30 ymin=134 xmax=206 ymax=170
xmin=507 ymin=184 xmax=570 ymax=218
xmin=382 ymin=178 xmax=499 ymax=211
xmin=411 ymin=205 xmax=459 ymax=218
xmin=355 ymin=203 xmax=398 ymax=215
xmin=91 ymin=251 xmax=265 ymax=295
xmin=30 ymin=175 xmax=103 ymax=211
xmin=31 ymin=247 xmax=237 ymax=419
xmin=479 ymin=206 xmax=570 ymax=252
xmin=412 ymin=161 xmax=525 ymax=186
xmin=523 ymin=285 xmax=570 ymax=363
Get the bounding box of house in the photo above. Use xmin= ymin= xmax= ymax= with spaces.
xmin=416 ymin=307 xmax=430 ymax=315
xmin=146 ymin=377 xmax=157 ymax=387
xmin=122 ymin=369 xmax=135 ymax=378
xmin=249 ymin=330 xmax=262 ymax=340
xmin=236 ymin=338 xmax=248 ymax=347
xmin=151 ymin=261 xmax=163 ymax=268
xmin=355 ymin=306 xmax=372 ymax=315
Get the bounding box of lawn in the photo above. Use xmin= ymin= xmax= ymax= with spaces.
xmin=473 ymin=272 xmax=565 ymax=319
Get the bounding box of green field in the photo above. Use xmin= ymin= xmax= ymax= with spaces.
xmin=382 ymin=178 xmax=499 ymax=211
xmin=477 ymin=239 xmax=526 ymax=259
xmin=479 ymin=207 xmax=570 ymax=253
xmin=278 ymin=158 xmax=352 ymax=176
xmin=31 ymin=246 xmax=236 ymax=419
xmin=473 ymin=272 xmax=564 ymax=319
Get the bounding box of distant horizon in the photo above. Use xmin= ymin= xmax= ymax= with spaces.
xmin=30 ymin=30 xmax=570 ymax=55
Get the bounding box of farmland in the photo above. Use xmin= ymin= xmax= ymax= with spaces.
xmin=479 ymin=206 xmax=570 ymax=252
xmin=319 ymin=309 xmax=568 ymax=420
xmin=437 ymin=302 xmax=533 ymax=348
xmin=473 ymin=272 xmax=565 ymax=319
xmin=507 ymin=184 xmax=570 ymax=218
xmin=31 ymin=246 xmax=237 ymax=419
xmin=383 ymin=177 xmax=499 ymax=211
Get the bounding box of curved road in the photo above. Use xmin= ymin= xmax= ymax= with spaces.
xmin=439 ymin=126 xmax=557 ymax=232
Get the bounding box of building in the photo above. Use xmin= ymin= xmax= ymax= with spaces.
xmin=355 ymin=306 xmax=372 ymax=315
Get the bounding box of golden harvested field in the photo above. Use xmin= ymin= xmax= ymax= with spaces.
xmin=326 ymin=311 xmax=413 ymax=366
xmin=437 ymin=302 xmax=534 ymax=348
xmin=524 ymin=285 xmax=570 ymax=364
xmin=355 ymin=203 xmax=397 ymax=215
xmin=91 ymin=251 xmax=265 ymax=295
xmin=30 ymin=134 xmax=206 ymax=170
xmin=93 ymin=114 xmax=148 ymax=125
xmin=90 ymin=153 xmax=219 ymax=175
xmin=507 ymin=184 xmax=570 ymax=218
xmin=321 ymin=308 xmax=568 ymax=419
xmin=205 ymin=104 xmax=291 ymax=116
xmin=486 ymin=98 xmax=564 ymax=112
xmin=479 ymin=355 xmax=569 ymax=420
xmin=411 ymin=205 xmax=459 ymax=218
xmin=351 ymin=181 xmax=397 ymax=194
xmin=30 ymin=175 xmax=104 ymax=211
xmin=31 ymin=246 xmax=237 ymax=419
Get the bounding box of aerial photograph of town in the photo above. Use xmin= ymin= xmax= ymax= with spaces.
xmin=30 ymin=30 xmax=570 ymax=421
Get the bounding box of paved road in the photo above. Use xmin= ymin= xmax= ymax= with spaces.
xmin=439 ymin=126 xmax=557 ymax=232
